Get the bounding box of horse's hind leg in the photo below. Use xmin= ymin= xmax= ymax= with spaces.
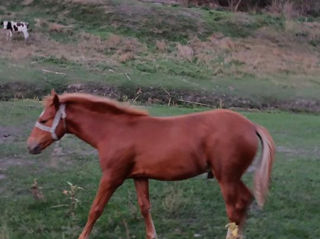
xmin=134 ymin=178 xmax=157 ymax=239
xmin=219 ymin=180 xmax=253 ymax=239
xmin=78 ymin=173 xmax=123 ymax=239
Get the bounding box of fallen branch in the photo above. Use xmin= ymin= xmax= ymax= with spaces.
xmin=50 ymin=204 xmax=68 ymax=208
xmin=132 ymin=88 xmax=142 ymax=103
xmin=124 ymin=73 xmax=131 ymax=81
xmin=41 ymin=69 xmax=66 ymax=75
xmin=161 ymin=87 xmax=172 ymax=106
xmin=177 ymin=99 xmax=211 ymax=107
xmin=235 ymin=0 xmax=242 ymax=11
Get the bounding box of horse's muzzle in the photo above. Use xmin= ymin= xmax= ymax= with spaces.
xmin=27 ymin=138 xmax=42 ymax=154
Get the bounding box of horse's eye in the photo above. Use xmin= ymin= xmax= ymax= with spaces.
xmin=39 ymin=119 xmax=48 ymax=124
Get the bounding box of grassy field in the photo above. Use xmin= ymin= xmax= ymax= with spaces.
xmin=0 ymin=100 xmax=319 ymax=239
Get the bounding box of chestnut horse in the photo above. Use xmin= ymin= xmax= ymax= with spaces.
xmin=27 ymin=90 xmax=275 ymax=239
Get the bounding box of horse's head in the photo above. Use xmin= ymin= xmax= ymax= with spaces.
xmin=27 ymin=90 xmax=67 ymax=154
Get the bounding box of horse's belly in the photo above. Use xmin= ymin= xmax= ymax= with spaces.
xmin=129 ymin=155 xmax=208 ymax=181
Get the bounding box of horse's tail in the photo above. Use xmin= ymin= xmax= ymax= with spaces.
xmin=254 ymin=125 xmax=275 ymax=208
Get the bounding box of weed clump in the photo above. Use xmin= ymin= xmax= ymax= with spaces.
xmin=62 ymin=181 xmax=83 ymax=218
xmin=30 ymin=179 xmax=45 ymax=201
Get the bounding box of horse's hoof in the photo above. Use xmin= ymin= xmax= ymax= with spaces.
xmin=225 ymin=222 xmax=242 ymax=239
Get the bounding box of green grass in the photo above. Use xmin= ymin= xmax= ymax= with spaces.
xmin=0 ymin=100 xmax=319 ymax=238
xmin=3 ymin=0 xmax=286 ymax=44
xmin=12 ymin=0 xmax=277 ymax=42
xmin=1 ymin=54 xmax=320 ymax=112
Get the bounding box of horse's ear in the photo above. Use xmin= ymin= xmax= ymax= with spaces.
xmin=51 ymin=90 xmax=59 ymax=110
xmin=51 ymin=89 xmax=56 ymax=96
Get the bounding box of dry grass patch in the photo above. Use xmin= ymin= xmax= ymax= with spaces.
xmin=172 ymin=31 xmax=320 ymax=76
xmin=117 ymin=37 xmax=142 ymax=54
xmin=69 ymin=33 xmax=144 ymax=64
xmin=48 ymin=23 xmax=73 ymax=33
xmin=208 ymin=34 xmax=238 ymax=51
xmin=78 ymin=32 xmax=106 ymax=52
xmin=178 ymin=35 xmax=238 ymax=65
xmin=34 ymin=19 xmax=73 ymax=33
xmin=305 ymin=22 xmax=320 ymax=44
xmin=104 ymin=34 xmax=145 ymax=63
xmin=230 ymin=37 xmax=319 ymax=74
xmin=269 ymin=0 xmax=299 ymax=19
xmin=177 ymin=43 xmax=194 ymax=62
xmin=284 ymin=20 xmax=320 ymax=43
xmin=156 ymin=40 xmax=168 ymax=52
xmin=119 ymin=52 xmax=135 ymax=63
xmin=104 ymin=34 xmax=122 ymax=50
xmin=185 ymin=37 xmax=216 ymax=64
xmin=104 ymin=34 xmax=145 ymax=54
xmin=0 ymin=31 xmax=108 ymax=66
xmin=0 ymin=29 xmax=145 ymax=66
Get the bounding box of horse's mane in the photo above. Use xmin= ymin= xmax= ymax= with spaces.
xmin=45 ymin=93 xmax=148 ymax=116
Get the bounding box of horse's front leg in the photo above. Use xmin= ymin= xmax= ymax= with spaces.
xmin=78 ymin=173 xmax=123 ymax=239
xmin=134 ymin=178 xmax=157 ymax=239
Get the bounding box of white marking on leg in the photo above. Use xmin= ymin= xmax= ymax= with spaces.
xmin=151 ymin=220 xmax=157 ymax=239
xmin=22 ymin=29 xmax=29 ymax=39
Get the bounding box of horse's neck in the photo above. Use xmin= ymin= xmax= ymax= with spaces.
xmin=65 ymin=104 xmax=116 ymax=148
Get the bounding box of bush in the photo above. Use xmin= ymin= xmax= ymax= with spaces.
xmin=188 ymin=0 xmax=320 ymax=16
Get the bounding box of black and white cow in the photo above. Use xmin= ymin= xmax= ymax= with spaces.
xmin=1 ymin=21 xmax=30 ymax=40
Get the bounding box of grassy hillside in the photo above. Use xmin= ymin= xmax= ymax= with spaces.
xmin=0 ymin=0 xmax=320 ymax=111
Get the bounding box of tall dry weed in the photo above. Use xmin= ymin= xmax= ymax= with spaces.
xmin=104 ymin=34 xmax=144 ymax=63
xmin=62 ymin=181 xmax=83 ymax=218
xmin=270 ymin=0 xmax=299 ymax=18
xmin=162 ymin=186 xmax=185 ymax=215
xmin=156 ymin=40 xmax=168 ymax=52
xmin=119 ymin=52 xmax=135 ymax=63
xmin=283 ymin=1 xmax=297 ymax=18
xmin=31 ymin=179 xmax=45 ymax=201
